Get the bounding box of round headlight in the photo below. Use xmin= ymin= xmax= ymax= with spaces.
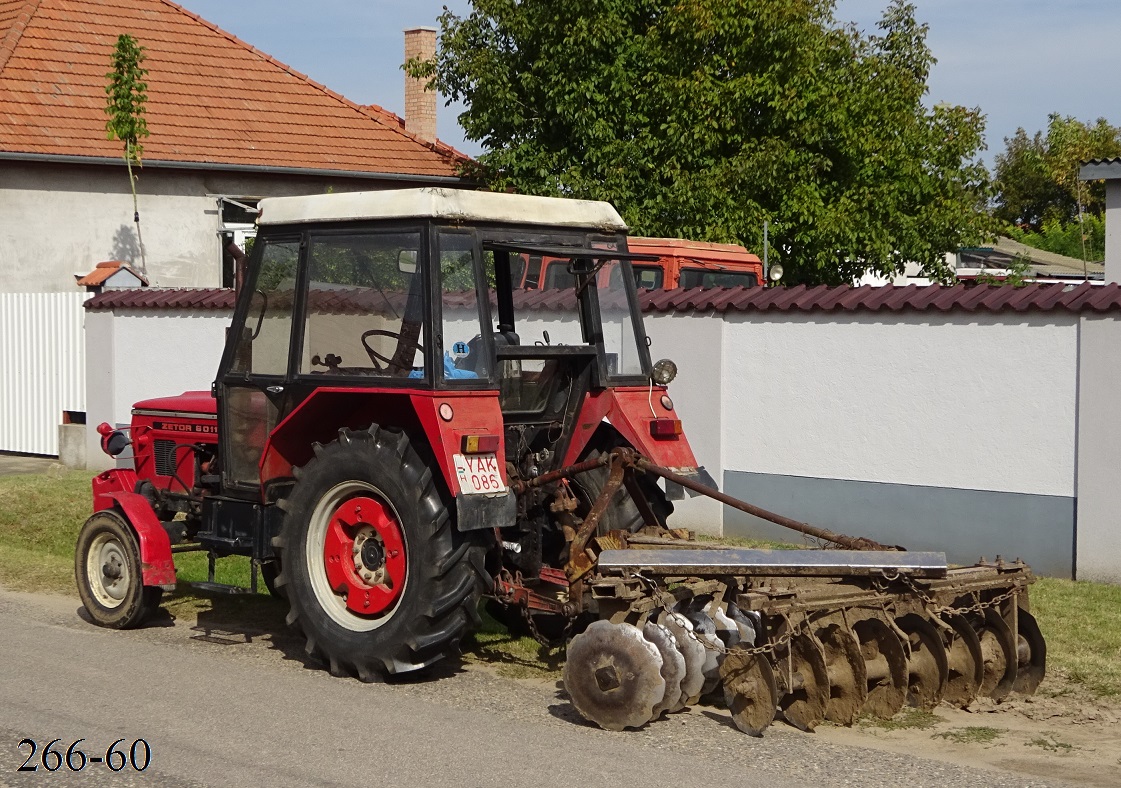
xmin=651 ymin=358 xmax=678 ymax=386
xmin=768 ymin=264 xmax=784 ymax=282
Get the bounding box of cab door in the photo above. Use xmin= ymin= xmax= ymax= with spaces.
xmin=216 ymin=234 xmax=302 ymax=496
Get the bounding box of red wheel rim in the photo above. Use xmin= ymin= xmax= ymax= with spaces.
xmin=322 ymin=495 xmax=406 ymax=615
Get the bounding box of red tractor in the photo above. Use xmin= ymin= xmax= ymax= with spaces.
xmin=77 ymin=188 xmax=1045 ymax=735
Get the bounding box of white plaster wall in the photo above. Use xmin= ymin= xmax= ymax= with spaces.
xmin=1075 ymin=315 xmax=1121 ymax=582
xmin=0 ymin=161 xmax=402 ymax=293
xmin=721 ymin=312 xmax=1080 ymax=497
xmin=645 ymin=312 xmax=725 ymax=532
xmin=85 ymin=309 xmax=231 ymax=469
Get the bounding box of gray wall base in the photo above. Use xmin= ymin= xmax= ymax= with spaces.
xmin=723 ymin=471 xmax=1074 ymax=579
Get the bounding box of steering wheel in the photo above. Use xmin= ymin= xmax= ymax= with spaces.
xmin=361 ymin=329 xmax=426 ymax=372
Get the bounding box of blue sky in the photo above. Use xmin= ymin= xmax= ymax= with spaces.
xmin=180 ymin=1 xmax=1121 ymax=165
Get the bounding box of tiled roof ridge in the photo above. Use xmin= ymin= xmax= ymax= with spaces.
xmin=0 ymin=0 xmax=40 ymax=73
xmin=353 ymin=101 xmax=471 ymax=164
xmin=157 ymin=0 xmax=467 ymax=168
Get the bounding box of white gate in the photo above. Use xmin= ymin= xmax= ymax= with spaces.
xmin=0 ymin=292 xmax=87 ymax=455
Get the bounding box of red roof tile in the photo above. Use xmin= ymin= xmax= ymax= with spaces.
xmin=85 ymin=283 xmax=1121 ymax=314
xmin=0 ymin=0 xmax=466 ymax=177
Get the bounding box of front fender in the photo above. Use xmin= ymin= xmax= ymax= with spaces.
xmin=98 ymin=491 xmax=177 ymax=589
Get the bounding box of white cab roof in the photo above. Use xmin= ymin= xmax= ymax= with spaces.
xmin=257 ymin=187 xmax=628 ymax=231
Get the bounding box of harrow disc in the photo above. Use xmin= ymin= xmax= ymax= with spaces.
xmin=563 ymin=621 xmax=666 ymax=731
xmin=643 ymin=621 xmax=686 ymax=719
xmin=817 ymin=623 xmax=868 ymax=726
xmin=660 ymin=611 xmax=707 ymax=709
xmin=852 ymin=616 xmax=907 ymax=719
xmin=941 ymin=614 xmax=984 ymax=707
xmin=727 ymin=603 xmax=758 ymax=646
xmin=897 ymin=613 xmax=949 ymax=709
xmin=721 ymin=648 xmax=779 ymax=736
xmin=775 ymin=633 xmax=830 ymax=731
xmin=709 ymin=603 xmax=742 ymax=648
xmin=1013 ymin=609 xmax=1046 ymax=695
xmin=977 ymin=608 xmax=1018 ymax=701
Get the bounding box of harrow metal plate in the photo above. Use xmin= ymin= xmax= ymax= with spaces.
xmin=597 ymin=548 xmax=948 ymax=578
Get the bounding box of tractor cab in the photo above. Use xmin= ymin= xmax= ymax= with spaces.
xmin=216 ymin=189 xmax=690 ymax=508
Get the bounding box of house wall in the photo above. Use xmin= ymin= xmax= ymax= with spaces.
xmin=83 ymin=303 xmax=1112 ymax=580
xmin=0 ymin=160 xmax=417 ymax=293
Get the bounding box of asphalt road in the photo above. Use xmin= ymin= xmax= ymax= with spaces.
xmin=0 ymin=589 xmax=1067 ymax=788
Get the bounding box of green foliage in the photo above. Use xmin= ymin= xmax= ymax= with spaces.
xmin=1008 ymin=214 xmax=1105 ymax=263
xmin=411 ymin=0 xmax=993 ymax=284
xmin=104 ymin=33 xmax=150 ymax=225
xmin=994 ymin=114 xmax=1121 ymax=230
xmin=104 ymin=34 xmax=150 ymax=166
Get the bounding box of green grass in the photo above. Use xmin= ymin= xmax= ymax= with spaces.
xmin=696 ymin=533 xmax=801 ymax=550
xmin=0 ymin=470 xmax=93 ymax=592
xmin=935 ymin=726 xmax=1004 ymax=745
xmin=860 ymin=708 xmax=940 ymax=731
xmin=1031 ymin=577 xmax=1121 ymax=698
xmin=1025 ymin=734 xmax=1075 ymax=753
xmin=0 ymin=470 xmax=267 ymax=598
xmin=462 ymin=606 xmax=564 ymax=678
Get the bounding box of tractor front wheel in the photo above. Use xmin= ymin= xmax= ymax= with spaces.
xmin=273 ymin=426 xmax=487 ymax=680
xmin=75 ymin=510 xmax=162 ymax=629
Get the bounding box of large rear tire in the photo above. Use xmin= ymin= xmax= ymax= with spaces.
xmin=273 ymin=426 xmax=488 ymax=679
xmin=75 ymin=510 xmax=163 ymax=629
xmin=576 ymin=426 xmax=673 ymax=534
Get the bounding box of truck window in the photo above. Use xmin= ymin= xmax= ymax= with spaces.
xmin=542 ymin=259 xmax=576 ymax=290
xmin=679 ymin=268 xmax=759 ymax=288
xmin=607 ymin=262 xmax=663 ymax=290
xmin=631 ymin=265 xmax=663 ymax=289
xmin=523 ymin=255 xmax=543 ymax=288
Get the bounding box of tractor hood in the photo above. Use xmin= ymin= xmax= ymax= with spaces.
xmin=132 ymin=391 xmax=217 ymax=416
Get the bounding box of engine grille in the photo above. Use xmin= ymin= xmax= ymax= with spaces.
xmin=154 ymin=439 xmax=178 ymax=477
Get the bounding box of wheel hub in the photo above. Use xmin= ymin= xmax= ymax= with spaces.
xmin=322 ymin=496 xmax=406 ymax=616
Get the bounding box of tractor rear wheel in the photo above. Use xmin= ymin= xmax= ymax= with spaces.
xmin=577 ymin=426 xmax=673 ymax=534
xmin=273 ymin=426 xmax=488 ymax=679
xmin=75 ymin=510 xmax=163 ymax=629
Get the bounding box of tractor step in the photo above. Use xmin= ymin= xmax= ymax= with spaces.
xmin=596 ymin=548 xmax=948 ymax=578
xmin=190 ymin=581 xmax=255 ymax=595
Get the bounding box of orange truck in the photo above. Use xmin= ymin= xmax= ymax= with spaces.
xmin=513 ymin=237 xmax=764 ymax=290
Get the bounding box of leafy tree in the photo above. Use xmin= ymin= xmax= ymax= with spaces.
xmin=410 ymin=0 xmax=993 ymax=284
xmin=994 ymin=114 xmax=1121 ymax=230
xmin=104 ymin=34 xmax=150 ymax=226
xmin=1007 ymin=213 xmax=1105 ymax=263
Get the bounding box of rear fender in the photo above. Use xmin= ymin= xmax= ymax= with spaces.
xmin=562 ymin=387 xmax=700 ymax=470
xmin=97 ymin=491 xmax=177 ymax=588
xmin=260 ymin=387 xmax=507 ymax=497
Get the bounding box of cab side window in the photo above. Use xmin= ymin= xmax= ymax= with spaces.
xmin=300 ymin=232 xmax=425 ymax=377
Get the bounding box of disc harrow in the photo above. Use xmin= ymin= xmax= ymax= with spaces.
xmin=536 ymin=449 xmax=1046 ymax=736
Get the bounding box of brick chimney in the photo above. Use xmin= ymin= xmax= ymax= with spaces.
xmin=404 ymin=27 xmax=438 ymax=143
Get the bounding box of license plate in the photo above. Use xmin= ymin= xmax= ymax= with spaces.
xmin=453 ymin=453 xmax=507 ymax=495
